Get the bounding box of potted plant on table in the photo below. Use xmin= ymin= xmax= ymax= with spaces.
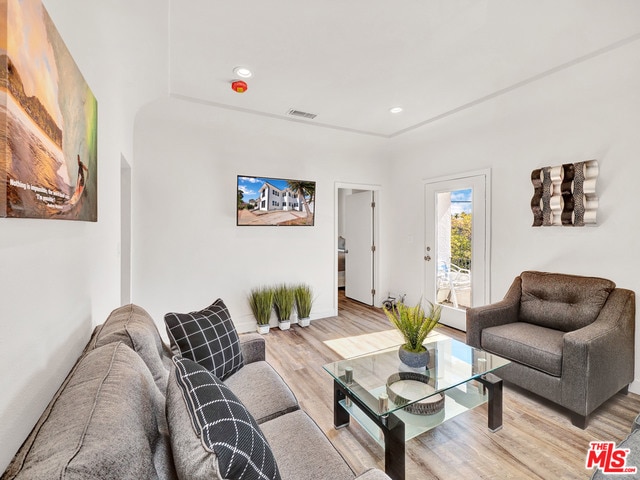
xmin=383 ymin=299 xmax=442 ymax=369
xmin=249 ymin=286 xmax=274 ymax=334
xmin=294 ymin=283 xmax=314 ymax=327
xmin=273 ymin=284 xmax=294 ymax=330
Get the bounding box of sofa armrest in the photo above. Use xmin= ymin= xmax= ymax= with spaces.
xmin=239 ymin=332 xmax=266 ymax=364
xmin=633 ymin=414 xmax=640 ymax=434
xmin=465 ymin=276 xmax=522 ymax=348
xmin=563 ymin=288 xmax=635 ymax=415
xmin=354 ymin=468 xmax=393 ymax=480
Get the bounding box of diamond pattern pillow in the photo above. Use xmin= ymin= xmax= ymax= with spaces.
xmin=165 ymin=298 xmax=243 ymax=380
xmin=172 ymin=356 xmax=281 ymax=480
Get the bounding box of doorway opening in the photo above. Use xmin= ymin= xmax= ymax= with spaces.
xmin=335 ymin=183 xmax=380 ymax=313
xmin=121 ymin=155 xmax=132 ymax=305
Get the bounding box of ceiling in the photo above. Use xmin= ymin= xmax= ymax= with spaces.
xmin=169 ymin=0 xmax=640 ymax=138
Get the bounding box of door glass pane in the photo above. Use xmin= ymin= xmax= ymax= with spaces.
xmin=436 ymin=188 xmax=472 ymax=310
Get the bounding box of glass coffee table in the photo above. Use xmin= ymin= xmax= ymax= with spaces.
xmin=323 ymin=333 xmax=510 ymax=480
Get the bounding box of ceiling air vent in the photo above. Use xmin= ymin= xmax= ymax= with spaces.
xmin=287 ymin=109 xmax=317 ymax=120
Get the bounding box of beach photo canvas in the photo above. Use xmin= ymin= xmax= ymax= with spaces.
xmin=237 ymin=175 xmax=316 ymax=226
xmin=0 ymin=0 xmax=98 ymax=221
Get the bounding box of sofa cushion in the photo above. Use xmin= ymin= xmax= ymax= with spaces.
xmin=165 ymin=298 xmax=243 ymax=380
xmin=260 ymin=410 xmax=355 ymax=480
xmin=3 ymin=342 xmax=174 ymax=480
xmin=224 ymin=361 xmax=299 ymax=424
xmin=482 ymin=322 xmax=565 ymax=377
xmin=519 ymin=271 xmax=615 ymax=331
xmin=90 ymin=303 xmax=172 ymax=393
xmin=168 ymin=357 xmax=280 ymax=480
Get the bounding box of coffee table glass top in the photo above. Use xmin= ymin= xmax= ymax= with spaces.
xmin=323 ymin=332 xmax=510 ymax=419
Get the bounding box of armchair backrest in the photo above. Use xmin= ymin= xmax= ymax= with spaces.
xmin=519 ymin=271 xmax=616 ymax=331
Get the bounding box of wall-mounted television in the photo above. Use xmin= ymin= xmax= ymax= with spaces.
xmin=237 ymin=175 xmax=316 ymax=226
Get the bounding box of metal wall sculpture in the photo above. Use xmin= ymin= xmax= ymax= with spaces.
xmin=531 ymin=160 xmax=598 ymax=227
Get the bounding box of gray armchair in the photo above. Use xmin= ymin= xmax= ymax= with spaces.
xmin=466 ymin=271 xmax=635 ymax=428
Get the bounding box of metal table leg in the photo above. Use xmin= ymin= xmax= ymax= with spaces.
xmin=333 ymin=380 xmax=406 ymax=480
xmin=478 ymin=372 xmax=503 ymax=432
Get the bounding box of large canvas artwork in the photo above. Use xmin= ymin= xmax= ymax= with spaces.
xmin=0 ymin=0 xmax=98 ymax=221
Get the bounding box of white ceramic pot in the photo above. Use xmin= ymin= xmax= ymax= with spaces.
xmin=278 ymin=320 xmax=291 ymax=331
xmin=298 ymin=317 xmax=311 ymax=327
xmin=256 ymin=324 xmax=270 ymax=334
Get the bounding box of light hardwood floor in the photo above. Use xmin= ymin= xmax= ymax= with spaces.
xmin=263 ymin=292 xmax=640 ymax=480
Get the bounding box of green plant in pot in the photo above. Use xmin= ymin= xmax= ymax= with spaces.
xmin=294 ymin=284 xmax=314 ymax=327
xmin=273 ymin=284 xmax=295 ymax=330
xmin=383 ymin=299 xmax=442 ymax=369
xmin=249 ymin=286 xmax=274 ymax=334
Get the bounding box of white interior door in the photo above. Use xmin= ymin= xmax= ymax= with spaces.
xmin=345 ymin=191 xmax=374 ymax=305
xmin=424 ymin=171 xmax=490 ymax=331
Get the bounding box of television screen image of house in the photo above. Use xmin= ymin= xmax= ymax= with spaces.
xmin=237 ymin=176 xmax=315 ymax=226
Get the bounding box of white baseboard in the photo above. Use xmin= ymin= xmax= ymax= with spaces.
xmin=234 ymin=308 xmax=338 ymax=334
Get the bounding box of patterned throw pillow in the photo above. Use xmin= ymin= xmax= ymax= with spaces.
xmin=165 ymin=298 xmax=243 ymax=380
xmin=172 ymin=356 xmax=281 ymax=480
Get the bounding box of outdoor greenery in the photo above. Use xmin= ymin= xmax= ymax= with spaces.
xmin=383 ymin=300 xmax=442 ymax=353
xmin=273 ymin=284 xmax=295 ymax=322
xmin=286 ymin=180 xmax=315 ymax=224
xmin=294 ymin=284 xmax=314 ymax=319
xmin=248 ymin=287 xmax=274 ymax=325
xmin=451 ymin=212 xmax=472 ymax=268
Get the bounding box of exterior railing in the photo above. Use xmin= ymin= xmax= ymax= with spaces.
xmin=451 ymin=257 xmax=471 ymax=270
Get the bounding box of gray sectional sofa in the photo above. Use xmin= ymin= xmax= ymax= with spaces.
xmin=1 ymin=304 xmax=390 ymax=480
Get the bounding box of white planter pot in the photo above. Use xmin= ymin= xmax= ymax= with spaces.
xmin=278 ymin=320 xmax=291 ymax=331
xmin=298 ymin=317 xmax=311 ymax=327
xmin=256 ymin=324 xmax=270 ymax=335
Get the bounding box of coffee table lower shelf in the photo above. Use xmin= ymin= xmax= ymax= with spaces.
xmin=333 ymin=373 xmax=503 ymax=480
xmin=338 ymin=384 xmax=488 ymax=445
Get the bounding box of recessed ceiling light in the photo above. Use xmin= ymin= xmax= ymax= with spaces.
xmin=233 ymin=66 xmax=252 ymax=78
xmin=389 ymin=106 xmax=403 ymax=114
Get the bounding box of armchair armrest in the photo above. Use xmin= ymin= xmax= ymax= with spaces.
xmin=466 ymin=276 xmax=522 ymax=348
xmin=563 ymin=288 xmax=635 ymax=416
xmin=239 ymin=332 xmax=266 ymax=364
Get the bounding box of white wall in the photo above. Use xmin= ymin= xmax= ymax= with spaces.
xmin=385 ymin=38 xmax=640 ymax=391
xmin=0 ymin=0 xmax=168 ymax=470
xmin=3 ymin=5 xmax=639 ymax=473
xmin=133 ymin=98 xmax=388 ymax=333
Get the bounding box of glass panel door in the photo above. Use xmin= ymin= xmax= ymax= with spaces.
xmin=435 ymin=188 xmax=472 ymax=310
xmin=425 ymin=172 xmax=489 ymax=331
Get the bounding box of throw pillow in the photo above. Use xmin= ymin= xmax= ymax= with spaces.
xmin=165 ymin=298 xmax=243 ymax=380
xmin=170 ymin=356 xmax=281 ymax=480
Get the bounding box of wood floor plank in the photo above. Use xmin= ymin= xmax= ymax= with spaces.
xmin=262 ymin=293 xmax=640 ymax=479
